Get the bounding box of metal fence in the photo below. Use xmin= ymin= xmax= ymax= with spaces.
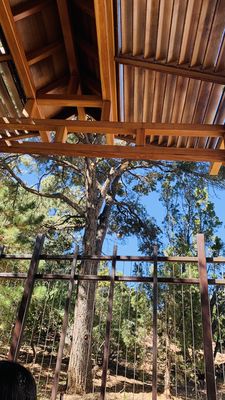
xmin=1 ymin=234 xmax=225 ymax=400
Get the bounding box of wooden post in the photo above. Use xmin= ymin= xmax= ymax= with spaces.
xmin=152 ymin=245 xmax=158 ymax=400
xmin=100 ymin=245 xmax=117 ymax=400
xmin=197 ymin=234 xmax=217 ymax=400
xmin=51 ymin=245 xmax=79 ymax=400
xmin=8 ymin=234 xmax=45 ymax=361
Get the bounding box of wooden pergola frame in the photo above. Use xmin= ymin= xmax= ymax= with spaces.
xmin=0 ymin=0 xmax=225 ymax=174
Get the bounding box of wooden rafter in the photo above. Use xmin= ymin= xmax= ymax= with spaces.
xmin=116 ymin=55 xmax=225 ymax=85
xmin=12 ymin=0 xmax=52 ymax=22
xmin=0 ymin=0 xmax=50 ymax=142
xmin=26 ymin=41 xmax=63 ymax=66
xmin=0 ymin=0 xmax=35 ymax=98
xmin=94 ymin=0 xmax=118 ymax=123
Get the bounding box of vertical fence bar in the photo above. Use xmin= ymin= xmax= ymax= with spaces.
xmin=51 ymin=245 xmax=79 ymax=400
xmin=197 ymin=233 xmax=217 ymax=400
xmin=152 ymin=245 xmax=158 ymax=400
xmin=100 ymin=245 xmax=117 ymax=400
xmin=8 ymin=234 xmax=45 ymax=361
xmin=0 ymin=245 xmax=4 ymax=256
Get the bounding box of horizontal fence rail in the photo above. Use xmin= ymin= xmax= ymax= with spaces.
xmin=1 ymin=235 xmax=225 ymax=400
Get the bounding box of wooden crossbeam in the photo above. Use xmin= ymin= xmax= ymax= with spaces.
xmin=0 ymin=119 xmax=224 ymax=137
xmin=94 ymin=0 xmax=118 ymax=121
xmin=116 ymin=55 xmax=225 ymax=85
xmin=12 ymin=0 xmax=52 ymax=22
xmin=36 ymin=94 xmax=103 ymax=108
xmin=1 ymin=141 xmax=225 ymax=163
xmin=26 ymin=41 xmax=63 ymax=66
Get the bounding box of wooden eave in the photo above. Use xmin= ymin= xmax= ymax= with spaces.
xmin=0 ymin=0 xmax=225 ymax=174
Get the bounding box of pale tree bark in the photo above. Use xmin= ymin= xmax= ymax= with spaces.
xmin=67 ymin=160 xmax=129 ymax=394
xmin=164 ymin=333 xmax=172 ymax=399
xmin=67 ymin=159 xmax=113 ymax=394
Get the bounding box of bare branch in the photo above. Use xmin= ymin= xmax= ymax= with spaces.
xmin=1 ymin=161 xmax=85 ymax=217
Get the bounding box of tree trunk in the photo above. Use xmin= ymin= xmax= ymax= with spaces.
xmin=164 ymin=334 xmax=172 ymax=399
xmin=67 ymin=159 xmax=110 ymax=394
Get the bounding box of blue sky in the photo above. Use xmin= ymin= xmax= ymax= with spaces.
xmin=103 ymin=186 xmax=225 ymax=256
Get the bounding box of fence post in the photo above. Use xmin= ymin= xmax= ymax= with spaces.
xmin=197 ymin=233 xmax=217 ymax=400
xmin=100 ymin=245 xmax=117 ymax=400
xmin=8 ymin=234 xmax=45 ymax=361
xmin=152 ymin=245 xmax=158 ymax=400
xmin=51 ymin=245 xmax=79 ymax=400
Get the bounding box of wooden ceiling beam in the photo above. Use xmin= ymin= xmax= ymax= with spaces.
xmin=94 ymin=0 xmax=118 ymax=121
xmin=12 ymin=0 xmax=52 ymax=22
xmin=0 ymin=119 xmax=224 ymax=138
xmin=36 ymin=94 xmax=103 ymax=108
xmin=116 ymin=55 xmax=225 ymax=85
xmin=26 ymin=41 xmax=63 ymax=66
xmin=1 ymin=141 xmax=225 ymax=163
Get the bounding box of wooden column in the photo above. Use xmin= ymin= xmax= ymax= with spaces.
xmin=152 ymin=245 xmax=158 ymax=400
xmin=100 ymin=245 xmax=117 ymax=400
xmin=51 ymin=245 xmax=79 ymax=400
xmin=197 ymin=234 xmax=217 ymax=400
xmin=8 ymin=234 xmax=45 ymax=361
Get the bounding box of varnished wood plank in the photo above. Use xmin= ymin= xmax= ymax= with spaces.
xmin=26 ymin=41 xmax=63 ymax=66
xmin=116 ymin=55 xmax=225 ymax=85
xmin=1 ymin=142 xmax=225 ymax=163
xmin=12 ymin=0 xmax=52 ymax=22
xmin=0 ymin=119 xmax=224 ymax=137
xmin=94 ymin=0 xmax=118 ymax=121
xmin=36 ymin=94 xmax=103 ymax=108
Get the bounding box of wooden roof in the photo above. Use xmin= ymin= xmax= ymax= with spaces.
xmin=0 ymin=0 xmax=225 ymax=173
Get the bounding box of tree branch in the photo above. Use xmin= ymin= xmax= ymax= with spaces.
xmin=1 ymin=161 xmax=85 ymax=216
